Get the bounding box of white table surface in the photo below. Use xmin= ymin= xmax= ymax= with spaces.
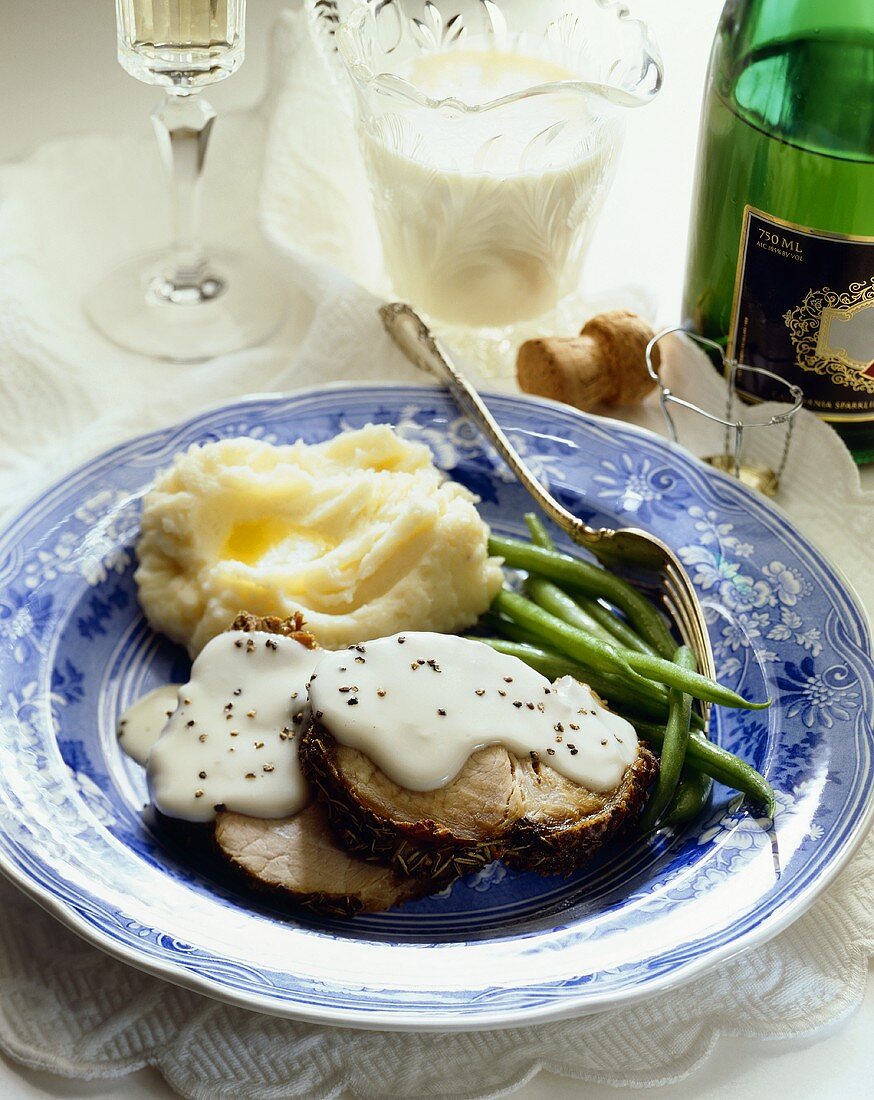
xmin=0 ymin=2 xmax=871 ymax=1098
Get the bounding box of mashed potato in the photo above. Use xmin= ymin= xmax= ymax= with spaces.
xmin=135 ymin=425 xmax=504 ymax=655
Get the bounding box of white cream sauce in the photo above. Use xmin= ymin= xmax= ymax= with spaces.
xmin=143 ymin=631 xmax=321 ymax=823
xmin=117 ymin=684 xmax=181 ymax=766
xmin=308 ymin=633 xmax=637 ymax=793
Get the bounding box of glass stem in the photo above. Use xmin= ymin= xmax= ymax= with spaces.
xmin=150 ymin=89 xmax=223 ymax=304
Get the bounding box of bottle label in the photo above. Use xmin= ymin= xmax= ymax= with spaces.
xmin=728 ymin=206 xmax=874 ymax=422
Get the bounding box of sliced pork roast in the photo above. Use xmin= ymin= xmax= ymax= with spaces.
xmin=214 ymin=803 xmax=425 ymax=917
xmin=202 ymin=614 xmax=427 ymax=915
xmin=300 ymin=725 xmax=656 ymax=883
xmin=299 ymin=633 xmax=658 ymax=886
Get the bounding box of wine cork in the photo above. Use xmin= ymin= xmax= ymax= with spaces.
xmin=517 ymin=311 xmax=660 ymax=411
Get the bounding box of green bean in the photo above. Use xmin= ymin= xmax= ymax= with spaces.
xmin=478 ymin=637 xmax=598 ymax=683
xmin=634 ymin=722 xmax=775 ymax=815
xmin=623 ymin=649 xmax=769 ymax=709
xmin=489 ymin=535 xmax=677 ymax=657
xmin=495 ymin=589 xmax=769 ymax=711
xmin=638 ymin=646 xmax=695 ymax=832
xmin=523 ymin=512 xmax=554 ymax=549
xmin=574 ymin=595 xmax=661 ymax=657
xmin=494 ymin=589 xmax=660 ymax=696
xmin=484 ymin=612 xmax=664 ymax=709
xmin=521 ymin=514 xmax=658 ymax=655
xmin=480 ymin=620 xmax=706 ymax=731
xmin=525 ymin=576 xmax=624 ymax=647
xmin=477 ymin=636 xmax=677 ymax=726
xmin=660 ymin=769 xmax=713 ymax=827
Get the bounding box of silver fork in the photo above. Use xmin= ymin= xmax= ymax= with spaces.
xmin=380 ymin=301 xmax=716 ymax=695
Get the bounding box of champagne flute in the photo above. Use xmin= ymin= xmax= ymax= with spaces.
xmin=85 ymin=1 xmax=285 ymax=361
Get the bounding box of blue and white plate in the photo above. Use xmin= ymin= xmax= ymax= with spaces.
xmin=0 ymin=385 xmax=871 ymax=1029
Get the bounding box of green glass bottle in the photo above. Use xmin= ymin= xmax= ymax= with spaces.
xmin=683 ymin=0 xmax=874 ymax=463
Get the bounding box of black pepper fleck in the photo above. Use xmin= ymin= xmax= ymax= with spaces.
xmin=437 ymin=708 xmax=446 ymax=716
xmin=513 ymin=701 xmax=523 ymax=709
xmin=198 ymin=770 xmax=207 ymax=779
xmin=347 ymin=698 xmax=359 ymax=706
xmin=198 ymin=734 xmax=207 ymax=742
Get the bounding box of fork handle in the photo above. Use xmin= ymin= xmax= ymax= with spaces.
xmin=380 ymin=302 xmax=611 ymax=547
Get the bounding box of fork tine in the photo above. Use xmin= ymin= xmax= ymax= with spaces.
xmin=660 ymin=557 xmax=715 ymax=730
xmin=663 ymin=563 xmax=714 ymax=673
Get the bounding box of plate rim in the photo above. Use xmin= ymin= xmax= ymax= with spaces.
xmin=0 ymin=382 xmax=871 ymax=1031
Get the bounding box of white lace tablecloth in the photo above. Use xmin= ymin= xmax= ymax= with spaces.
xmin=0 ymin=8 xmax=871 ymax=1099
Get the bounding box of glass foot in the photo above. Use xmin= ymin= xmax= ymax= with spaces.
xmin=84 ymin=249 xmax=286 ymax=362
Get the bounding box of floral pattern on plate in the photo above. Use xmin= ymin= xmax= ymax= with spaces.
xmin=0 ymin=386 xmax=870 ymax=1028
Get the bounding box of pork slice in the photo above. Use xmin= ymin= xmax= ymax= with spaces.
xmin=301 ymin=718 xmax=658 ymax=883
xmin=505 ymin=745 xmax=659 ymax=874
xmin=300 ymin=722 xmax=522 ymax=884
xmin=192 ymin=611 xmax=420 ymax=915
xmin=214 ymin=802 xmax=424 ymax=916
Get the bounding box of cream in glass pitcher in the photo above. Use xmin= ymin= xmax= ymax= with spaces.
xmin=336 ymin=1 xmax=662 ymax=330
